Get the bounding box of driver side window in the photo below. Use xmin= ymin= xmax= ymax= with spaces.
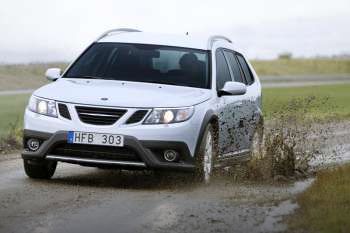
xmin=215 ymin=49 xmax=232 ymax=90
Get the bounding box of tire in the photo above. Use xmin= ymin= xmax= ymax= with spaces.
xmin=195 ymin=124 xmax=217 ymax=184
xmin=23 ymin=159 xmax=57 ymax=179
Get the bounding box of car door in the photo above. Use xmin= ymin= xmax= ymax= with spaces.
xmin=235 ymin=53 xmax=260 ymax=147
xmin=221 ymin=50 xmax=252 ymax=151
xmin=215 ymin=49 xmax=247 ymax=157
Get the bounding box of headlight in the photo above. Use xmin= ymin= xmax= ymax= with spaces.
xmin=144 ymin=107 xmax=194 ymax=124
xmin=28 ymin=96 xmax=58 ymax=117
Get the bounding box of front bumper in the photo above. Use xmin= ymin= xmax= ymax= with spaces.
xmin=22 ymin=130 xmax=196 ymax=171
xmin=24 ymin=107 xmax=203 ymax=156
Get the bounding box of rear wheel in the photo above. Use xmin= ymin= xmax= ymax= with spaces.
xmin=195 ymin=124 xmax=217 ymax=183
xmin=23 ymin=159 xmax=57 ymax=179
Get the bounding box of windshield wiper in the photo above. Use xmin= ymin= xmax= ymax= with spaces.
xmin=65 ymin=76 xmax=180 ymax=85
xmin=68 ymin=75 xmax=103 ymax=80
xmin=145 ymin=80 xmax=179 ymax=86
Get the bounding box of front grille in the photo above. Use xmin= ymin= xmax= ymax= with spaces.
xmin=58 ymin=103 xmax=71 ymax=120
xmin=126 ymin=110 xmax=149 ymax=124
xmin=76 ymin=106 xmax=127 ymax=125
xmin=50 ymin=143 xmax=142 ymax=162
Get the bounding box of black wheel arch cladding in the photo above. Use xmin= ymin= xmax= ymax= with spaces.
xmin=194 ymin=110 xmax=218 ymax=157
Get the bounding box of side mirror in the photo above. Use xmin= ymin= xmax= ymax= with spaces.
xmin=218 ymin=81 xmax=247 ymax=96
xmin=45 ymin=68 xmax=61 ymax=81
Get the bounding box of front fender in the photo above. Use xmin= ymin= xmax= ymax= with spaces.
xmin=194 ymin=110 xmax=218 ymax=157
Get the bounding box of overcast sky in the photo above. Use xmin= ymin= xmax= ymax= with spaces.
xmin=0 ymin=0 xmax=349 ymax=63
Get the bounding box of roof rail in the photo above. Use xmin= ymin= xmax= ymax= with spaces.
xmin=207 ymin=35 xmax=232 ymax=49
xmin=95 ymin=28 xmax=142 ymax=41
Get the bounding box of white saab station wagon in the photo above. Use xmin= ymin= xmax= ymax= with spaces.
xmin=22 ymin=28 xmax=263 ymax=183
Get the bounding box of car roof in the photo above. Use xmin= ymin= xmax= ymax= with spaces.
xmin=98 ymin=32 xmax=231 ymax=51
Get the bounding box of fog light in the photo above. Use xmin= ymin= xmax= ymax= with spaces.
xmin=163 ymin=150 xmax=178 ymax=162
xmin=27 ymin=138 xmax=40 ymax=151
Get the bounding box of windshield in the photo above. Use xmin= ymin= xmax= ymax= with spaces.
xmin=64 ymin=43 xmax=210 ymax=89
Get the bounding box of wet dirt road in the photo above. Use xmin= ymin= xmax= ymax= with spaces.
xmin=0 ymin=156 xmax=312 ymax=233
xmin=1 ymin=122 xmax=349 ymax=233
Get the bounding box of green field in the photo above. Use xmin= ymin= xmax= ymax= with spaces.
xmin=263 ymin=84 xmax=350 ymax=120
xmin=0 ymin=83 xmax=350 ymax=136
xmin=252 ymin=58 xmax=350 ymax=76
xmin=0 ymin=63 xmax=67 ymax=91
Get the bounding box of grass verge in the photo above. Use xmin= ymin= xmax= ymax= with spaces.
xmin=288 ymin=164 xmax=350 ymax=233
xmin=0 ymin=94 xmax=29 ymax=136
xmin=0 ymin=95 xmax=27 ymax=153
xmin=0 ymin=121 xmax=22 ymax=154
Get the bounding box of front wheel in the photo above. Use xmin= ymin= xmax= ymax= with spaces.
xmin=195 ymin=124 xmax=217 ymax=183
xmin=23 ymin=159 xmax=57 ymax=179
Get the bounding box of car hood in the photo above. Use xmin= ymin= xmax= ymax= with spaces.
xmin=34 ymin=78 xmax=212 ymax=108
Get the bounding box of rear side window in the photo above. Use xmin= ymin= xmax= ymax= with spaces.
xmin=223 ymin=51 xmax=245 ymax=84
xmin=215 ymin=50 xmax=232 ymax=90
xmin=236 ymin=54 xmax=254 ymax=85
